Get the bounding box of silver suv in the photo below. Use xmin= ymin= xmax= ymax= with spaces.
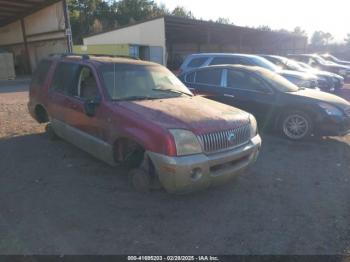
xmin=179 ymin=53 xmax=319 ymax=90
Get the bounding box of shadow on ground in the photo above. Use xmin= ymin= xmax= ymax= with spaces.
xmin=0 ymin=79 xmax=30 ymax=93
xmin=0 ymin=132 xmax=350 ymax=254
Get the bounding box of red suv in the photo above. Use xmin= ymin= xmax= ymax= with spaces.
xmin=28 ymin=54 xmax=261 ymax=193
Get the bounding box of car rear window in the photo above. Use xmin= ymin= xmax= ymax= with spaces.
xmin=187 ymin=57 xmax=208 ymax=68
xmin=196 ymin=68 xmax=222 ymax=85
xmin=31 ymin=60 xmax=52 ymax=86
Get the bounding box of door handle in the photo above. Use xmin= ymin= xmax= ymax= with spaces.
xmin=224 ymin=94 xmax=235 ymax=98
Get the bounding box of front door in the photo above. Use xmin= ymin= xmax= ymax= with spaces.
xmin=222 ymin=69 xmax=276 ymax=128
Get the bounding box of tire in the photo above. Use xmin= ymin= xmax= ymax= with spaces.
xmin=129 ymin=168 xmax=151 ymax=193
xmin=45 ymin=123 xmax=59 ymax=141
xmin=280 ymin=111 xmax=313 ymax=140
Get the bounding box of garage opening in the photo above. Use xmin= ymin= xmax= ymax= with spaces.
xmin=0 ymin=0 xmax=72 ymax=78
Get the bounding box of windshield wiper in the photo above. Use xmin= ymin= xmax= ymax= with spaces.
xmin=114 ymin=96 xmax=154 ymax=101
xmin=152 ymin=88 xmax=192 ymax=97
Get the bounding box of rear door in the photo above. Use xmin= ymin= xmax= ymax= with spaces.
xmin=47 ymin=61 xmax=81 ymax=123
xmin=185 ymin=67 xmax=226 ymax=98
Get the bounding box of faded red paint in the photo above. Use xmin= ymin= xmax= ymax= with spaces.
xmin=28 ymin=56 xmax=250 ymax=157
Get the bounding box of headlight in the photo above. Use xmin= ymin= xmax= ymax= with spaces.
xmin=318 ymin=102 xmax=343 ymax=116
xmin=249 ymin=114 xmax=258 ymax=138
xmin=169 ymin=129 xmax=202 ymax=156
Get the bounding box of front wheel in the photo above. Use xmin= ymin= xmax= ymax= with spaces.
xmin=129 ymin=168 xmax=151 ymax=193
xmin=280 ymin=111 xmax=313 ymax=140
xmin=45 ymin=123 xmax=59 ymax=141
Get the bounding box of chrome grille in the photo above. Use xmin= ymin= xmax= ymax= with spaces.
xmin=198 ymin=124 xmax=251 ymax=153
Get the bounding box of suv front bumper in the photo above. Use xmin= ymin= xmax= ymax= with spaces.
xmin=147 ymin=135 xmax=261 ymax=193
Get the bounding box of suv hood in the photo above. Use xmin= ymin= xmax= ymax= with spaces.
xmin=292 ymin=89 xmax=350 ymax=110
xmin=116 ymin=96 xmax=250 ymax=134
xmin=279 ymin=70 xmax=317 ymax=80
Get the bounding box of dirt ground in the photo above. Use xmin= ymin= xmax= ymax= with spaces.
xmin=1 ymin=79 xmax=350 ymax=255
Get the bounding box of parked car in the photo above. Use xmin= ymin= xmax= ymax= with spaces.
xmin=261 ymin=55 xmax=344 ymax=93
xmin=28 ymin=54 xmax=261 ymax=193
xmin=180 ymin=53 xmax=319 ymax=90
xmin=294 ymin=61 xmax=344 ymax=92
xmin=320 ymin=53 xmax=350 ymax=66
xmin=179 ymin=65 xmax=350 ymax=140
xmin=287 ymin=54 xmax=350 ymax=80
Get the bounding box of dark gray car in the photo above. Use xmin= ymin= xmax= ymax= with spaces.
xmin=179 ymin=53 xmax=319 ymax=90
xmin=261 ymin=55 xmax=344 ymax=93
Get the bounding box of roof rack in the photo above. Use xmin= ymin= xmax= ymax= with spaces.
xmin=88 ymin=54 xmax=140 ymax=60
xmin=49 ymin=53 xmax=90 ymax=60
xmin=49 ymin=53 xmax=140 ymax=60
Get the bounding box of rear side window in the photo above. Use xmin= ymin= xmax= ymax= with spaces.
xmin=50 ymin=62 xmax=80 ymax=96
xmin=187 ymin=57 xmax=208 ymax=68
xmin=31 ymin=60 xmax=52 ymax=86
xmin=196 ymin=68 xmax=222 ymax=86
xmin=210 ymin=57 xmax=247 ymax=66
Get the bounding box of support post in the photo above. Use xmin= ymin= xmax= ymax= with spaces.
xmin=20 ymin=18 xmax=31 ymax=73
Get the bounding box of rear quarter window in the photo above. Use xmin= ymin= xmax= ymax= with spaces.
xmin=31 ymin=60 xmax=52 ymax=86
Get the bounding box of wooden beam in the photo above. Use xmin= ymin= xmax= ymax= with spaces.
xmin=0 ymin=6 xmax=25 ymax=12
xmin=0 ymin=1 xmax=33 ymax=8
xmin=0 ymin=0 xmax=61 ymax=27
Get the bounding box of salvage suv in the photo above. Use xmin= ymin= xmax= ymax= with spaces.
xmin=28 ymin=54 xmax=261 ymax=193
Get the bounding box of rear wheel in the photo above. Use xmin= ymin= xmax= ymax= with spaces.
xmin=281 ymin=111 xmax=313 ymax=140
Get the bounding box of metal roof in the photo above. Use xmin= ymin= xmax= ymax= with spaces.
xmin=0 ymin=0 xmax=62 ymax=27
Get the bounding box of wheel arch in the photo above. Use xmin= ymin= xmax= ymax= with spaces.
xmin=34 ymin=104 xmax=49 ymax=123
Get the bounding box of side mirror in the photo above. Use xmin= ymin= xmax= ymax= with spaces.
xmin=84 ymin=98 xmax=101 ymax=117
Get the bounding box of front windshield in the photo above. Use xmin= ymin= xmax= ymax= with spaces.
xmin=251 ymin=56 xmax=279 ymax=72
xmin=99 ymin=63 xmax=192 ymax=101
xmin=257 ymin=69 xmax=299 ymax=93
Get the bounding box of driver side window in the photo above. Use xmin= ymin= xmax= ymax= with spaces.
xmin=78 ymin=67 xmax=99 ymax=100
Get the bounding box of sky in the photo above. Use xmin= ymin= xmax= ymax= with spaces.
xmin=155 ymin=0 xmax=349 ymax=42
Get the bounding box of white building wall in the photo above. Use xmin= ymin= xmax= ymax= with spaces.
xmin=83 ymin=17 xmax=166 ymax=64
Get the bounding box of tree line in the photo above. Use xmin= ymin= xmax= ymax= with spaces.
xmin=68 ymin=0 xmax=350 ymax=51
xmin=69 ymin=0 xmax=229 ymax=44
